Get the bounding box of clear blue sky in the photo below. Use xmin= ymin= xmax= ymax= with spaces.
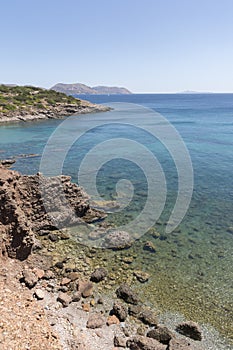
xmin=1 ymin=0 xmax=233 ymax=93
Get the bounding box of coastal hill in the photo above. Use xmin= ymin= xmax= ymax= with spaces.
xmin=51 ymin=82 xmax=132 ymax=95
xmin=0 ymin=84 xmax=109 ymax=123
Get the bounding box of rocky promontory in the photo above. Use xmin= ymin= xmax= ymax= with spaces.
xmin=0 ymin=84 xmax=110 ymax=123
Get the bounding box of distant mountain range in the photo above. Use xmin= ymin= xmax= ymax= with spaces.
xmin=51 ymin=83 xmax=132 ymax=95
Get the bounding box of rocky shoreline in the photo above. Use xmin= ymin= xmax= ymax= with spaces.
xmin=0 ymin=101 xmax=110 ymax=124
xmin=0 ymin=165 xmax=229 ymax=349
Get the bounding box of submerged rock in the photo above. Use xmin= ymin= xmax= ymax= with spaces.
xmin=90 ymin=267 xmax=108 ymax=282
xmin=176 ymin=321 xmax=202 ymax=341
xmin=134 ymin=270 xmax=150 ymax=283
xmin=116 ymin=283 xmax=139 ymax=305
xmin=103 ymin=230 xmax=133 ymax=250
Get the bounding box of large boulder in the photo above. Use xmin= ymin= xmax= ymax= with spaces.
xmin=176 ymin=321 xmax=202 ymax=341
xmin=103 ymin=230 xmax=132 ymax=250
xmin=116 ymin=283 xmax=139 ymax=304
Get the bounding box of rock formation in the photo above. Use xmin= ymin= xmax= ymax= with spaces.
xmin=0 ymin=165 xmax=105 ymax=260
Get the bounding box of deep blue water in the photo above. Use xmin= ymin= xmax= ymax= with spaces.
xmin=0 ymin=94 xmax=232 ymax=344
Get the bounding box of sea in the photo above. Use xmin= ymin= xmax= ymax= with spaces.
xmin=0 ymin=94 xmax=232 ymax=348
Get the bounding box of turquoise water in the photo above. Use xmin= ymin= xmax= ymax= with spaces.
xmin=0 ymin=94 xmax=232 ymax=344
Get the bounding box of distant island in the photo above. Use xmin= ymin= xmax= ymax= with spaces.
xmin=0 ymin=85 xmax=109 ymax=123
xmin=51 ymin=83 xmax=132 ymax=95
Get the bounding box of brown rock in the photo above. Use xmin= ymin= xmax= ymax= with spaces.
xmin=116 ymin=284 xmax=139 ymax=304
xmin=86 ymin=313 xmax=105 ymax=329
xmin=33 ymin=268 xmax=45 ymax=279
xmin=143 ymin=241 xmax=156 ymax=253
xmin=72 ymin=291 xmax=81 ymax=302
xmin=60 ymin=277 xmax=71 ymax=286
xmin=114 ymin=335 xmax=127 ymax=347
xmin=134 ymin=270 xmax=150 ymax=283
xmin=169 ymin=337 xmax=193 ymax=349
xmin=147 ymin=326 xmax=173 ymax=344
xmin=139 ymin=309 xmax=158 ymax=327
xmin=57 ymin=292 xmax=72 ymax=307
xmin=176 ymin=321 xmax=202 ymax=341
xmin=67 ymin=272 xmax=80 ymax=281
xmin=82 ymin=303 xmax=90 ymax=312
xmin=127 ymin=335 xmax=167 ymax=349
xmin=78 ymin=280 xmax=93 ymax=298
xmin=22 ymin=270 xmax=38 ymax=289
xmin=107 ymin=315 xmax=120 ymax=326
xmin=111 ymin=301 xmax=128 ymax=321
xmin=90 ymin=267 xmax=108 ymax=282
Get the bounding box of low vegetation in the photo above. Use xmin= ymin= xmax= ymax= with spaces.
xmin=0 ymin=85 xmax=81 ymax=114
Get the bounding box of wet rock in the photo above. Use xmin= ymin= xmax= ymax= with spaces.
xmin=107 ymin=315 xmax=120 ymax=326
xmin=111 ymin=301 xmax=128 ymax=321
xmin=78 ymin=280 xmax=93 ymax=298
xmin=48 ymin=233 xmax=59 ymax=242
xmin=34 ymin=289 xmax=45 ymax=300
xmin=127 ymin=335 xmax=167 ymax=349
xmin=104 ymin=230 xmax=132 ymax=250
xmin=54 ymin=261 xmax=64 ymax=269
xmin=114 ymin=335 xmax=127 ymax=347
xmin=22 ymin=270 xmax=38 ymax=289
xmin=227 ymin=227 xmax=233 ymax=234
xmin=134 ymin=270 xmax=150 ymax=283
xmin=128 ymin=305 xmax=143 ymax=317
xmin=90 ymin=267 xmax=108 ymax=282
xmin=139 ymin=309 xmax=158 ymax=326
xmin=86 ymin=313 xmax=105 ymax=329
xmin=57 ymin=292 xmax=72 ymax=307
xmin=169 ymin=337 xmax=193 ymax=349
xmin=176 ymin=321 xmax=202 ymax=341
xmin=147 ymin=326 xmax=173 ymax=344
xmin=143 ymin=241 xmax=156 ymax=253
xmin=116 ymin=284 xmax=139 ymax=304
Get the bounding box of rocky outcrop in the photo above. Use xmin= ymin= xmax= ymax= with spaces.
xmin=0 ymin=165 xmax=105 ymax=260
xmin=51 ymin=82 xmax=132 ymax=95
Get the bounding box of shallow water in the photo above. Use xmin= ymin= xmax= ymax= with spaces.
xmin=0 ymin=93 xmax=232 ymax=345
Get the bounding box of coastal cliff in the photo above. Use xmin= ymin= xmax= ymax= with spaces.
xmin=0 ymin=85 xmax=110 ymax=123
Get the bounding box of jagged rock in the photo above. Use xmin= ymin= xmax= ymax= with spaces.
xmin=111 ymin=301 xmax=128 ymax=321
xmin=103 ymin=230 xmax=132 ymax=250
xmin=90 ymin=267 xmax=108 ymax=282
xmin=0 ymin=165 xmax=105 ymax=260
xmin=147 ymin=326 xmax=173 ymax=344
xmin=116 ymin=284 xmax=139 ymax=304
xmin=127 ymin=335 xmax=167 ymax=349
xmin=176 ymin=321 xmax=202 ymax=341
xmin=128 ymin=305 xmax=143 ymax=317
xmin=86 ymin=313 xmax=105 ymax=329
xmin=106 ymin=315 xmax=120 ymax=326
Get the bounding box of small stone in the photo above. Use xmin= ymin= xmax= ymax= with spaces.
xmin=59 ymin=232 xmax=70 ymax=240
xmin=48 ymin=233 xmax=59 ymax=242
xmin=128 ymin=305 xmax=143 ymax=317
xmin=114 ymin=335 xmax=127 ymax=347
xmin=134 ymin=270 xmax=150 ymax=283
xmin=90 ymin=267 xmax=108 ymax=282
xmin=86 ymin=313 xmax=105 ymax=328
xmin=104 ymin=230 xmax=133 ymax=250
xmin=34 ymin=289 xmax=45 ymax=300
xmin=33 ymin=268 xmax=45 ymax=279
xmin=78 ymin=280 xmax=93 ymax=298
xmin=67 ymin=272 xmax=80 ymax=281
xmin=60 ymin=277 xmax=71 ymax=286
xmin=57 ymin=292 xmax=72 ymax=307
xmin=139 ymin=309 xmax=158 ymax=326
xmin=107 ymin=315 xmax=120 ymax=326
xmin=72 ymin=291 xmax=81 ymax=302
xmin=143 ymin=241 xmax=156 ymax=253
xmin=82 ymin=303 xmax=90 ymax=312
xmin=116 ymin=284 xmax=139 ymax=304
xmin=127 ymin=336 xmax=167 ymax=350
xmin=43 ymin=270 xmax=55 ymax=280
xmin=169 ymin=337 xmax=192 ymax=349
xmin=54 ymin=261 xmax=64 ymax=269
xmin=176 ymin=321 xmax=202 ymax=341
xmin=147 ymin=326 xmax=173 ymax=345
xmin=22 ymin=270 xmax=38 ymax=289
xmin=90 ymin=299 xmax=95 ymax=307
xmin=112 ymin=301 xmax=128 ymax=321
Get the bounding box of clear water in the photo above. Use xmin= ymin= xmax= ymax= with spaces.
xmin=0 ymin=94 xmax=232 ymax=345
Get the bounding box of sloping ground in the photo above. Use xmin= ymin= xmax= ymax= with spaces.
xmin=0 ymin=257 xmax=62 ymax=350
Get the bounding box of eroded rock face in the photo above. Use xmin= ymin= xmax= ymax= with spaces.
xmin=0 ymin=165 xmax=105 ymax=260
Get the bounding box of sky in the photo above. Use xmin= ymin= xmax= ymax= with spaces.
xmin=1 ymin=0 xmax=233 ymax=93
